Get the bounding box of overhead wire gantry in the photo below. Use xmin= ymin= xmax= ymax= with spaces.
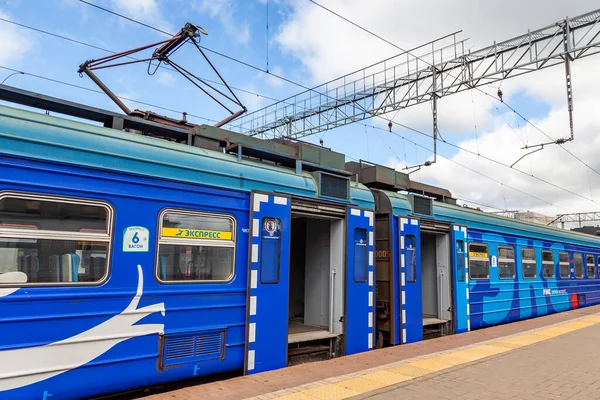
xmin=225 ymin=9 xmax=600 ymax=166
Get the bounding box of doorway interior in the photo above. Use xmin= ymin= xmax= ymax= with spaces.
xmin=420 ymin=230 xmax=452 ymax=338
xmin=288 ymin=214 xmax=344 ymax=363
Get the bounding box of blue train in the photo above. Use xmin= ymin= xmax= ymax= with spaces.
xmin=0 ymin=86 xmax=599 ymax=399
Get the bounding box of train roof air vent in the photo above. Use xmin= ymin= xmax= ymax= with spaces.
xmin=313 ymin=171 xmax=350 ymax=201
xmin=410 ymin=194 xmax=433 ymax=216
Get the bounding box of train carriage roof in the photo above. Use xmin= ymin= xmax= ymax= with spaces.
xmin=0 ymin=105 xmax=374 ymax=209
xmin=384 ymin=190 xmax=600 ymax=248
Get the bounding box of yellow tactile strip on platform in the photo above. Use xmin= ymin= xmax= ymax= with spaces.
xmin=245 ymin=313 xmax=600 ymax=400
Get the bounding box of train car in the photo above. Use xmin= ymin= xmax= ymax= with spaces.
xmin=0 ymin=88 xmax=377 ymax=400
xmin=348 ymin=161 xmax=600 ymax=346
xmin=2 ymin=86 xmax=600 ymax=399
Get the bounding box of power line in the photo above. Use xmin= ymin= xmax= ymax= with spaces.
xmin=77 ymin=0 xmax=317 ymax=93
xmin=0 ymin=63 xmax=568 ymax=211
xmin=305 ymin=0 xmax=599 ymax=207
xmin=383 ymin=128 xmax=562 ymax=209
xmin=387 ymin=118 xmax=596 ymax=208
xmin=480 ymin=89 xmax=600 ymax=178
xmin=0 ymin=65 xmax=218 ymax=124
xmin=454 ymin=195 xmax=506 ymax=211
xmin=0 ymin=16 xmax=281 ymax=103
xmin=8 ymin=3 xmax=590 ymax=211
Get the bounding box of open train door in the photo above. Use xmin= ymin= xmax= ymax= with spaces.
xmin=244 ymin=192 xmax=291 ymax=374
xmin=345 ymin=207 xmax=375 ymax=355
xmin=452 ymin=225 xmax=470 ymax=333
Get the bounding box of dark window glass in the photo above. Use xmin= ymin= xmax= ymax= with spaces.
xmin=498 ymin=246 xmax=515 ymax=279
xmin=354 ymin=228 xmax=368 ymax=283
xmin=406 ymin=235 xmax=416 ymax=283
xmin=260 ymin=218 xmax=281 ymax=284
xmin=158 ymin=245 xmax=233 ymax=281
xmin=522 ymin=248 xmax=537 ymax=279
xmin=456 ymin=240 xmax=465 ymax=282
xmin=469 ymin=243 xmax=489 ymax=280
xmin=559 ymin=252 xmax=570 ymax=278
xmin=0 ymin=196 xmax=108 ymax=233
xmin=158 ymin=211 xmax=235 ymax=282
xmin=586 ymin=255 xmax=596 ymax=278
xmin=542 ymin=251 xmax=554 ymax=278
xmin=0 ymin=194 xmax=111 ymax=285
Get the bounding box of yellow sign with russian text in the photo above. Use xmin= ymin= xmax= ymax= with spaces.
xmin=469 ymin=251 xmax=488 ymax=259
xmin=162 ymin=228 xmax=232 ymax=240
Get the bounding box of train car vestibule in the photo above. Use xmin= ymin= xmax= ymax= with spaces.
xmin=420 ymin=227 xmax=453 ymax=338
xmin=288 ymin=215 xmax=344 ymax=364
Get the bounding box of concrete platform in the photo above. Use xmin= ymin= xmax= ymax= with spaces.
xmin=140 ymin=305 xmax=600 ymax=400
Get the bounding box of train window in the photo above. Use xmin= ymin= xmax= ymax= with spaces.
xmin=497 ymin=246 xmax=515 ymax=280
xmin=455 ymin=240 xmax=465 ymax=282
xmin=574 ymin=253 xmax=584 ymax=278
xmin=260 ymin=218 xmax=281 ymax=284
xmin=405 ymin=235 xmax=417 ymax=283
xmin=468 ymin=243 xmax=489 ymax=280
xmin=353 ymin=228 xmax=368 ymax=283
xmin=559 ymin=252 xmax=570 ymax=278
xmin=521 ymin=248 xmax=537 ymax=279
xmin=542 ymin=251 xmax=555 ymax=278
xmin=586 ymin=255 xmax=596 ymax=278
xmin=157 ymin=210 xmax=235 ymax=283
xmin=0 ymin=193 xmax=112 ymax=285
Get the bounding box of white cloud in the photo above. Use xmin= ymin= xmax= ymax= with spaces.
xmin=156 ymin=71 xmax=175 ymax=87
xmin=0 ymin=10 xmax=34 ymax=67
xmin=274 ymin=1 xmax=600 ymax=215
xmin=197 ymin=0 xmax=251 ymax=44
xmin=404 ymin=96 xmax=600 ymax=215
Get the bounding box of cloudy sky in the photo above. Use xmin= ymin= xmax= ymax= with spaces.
xmin=1 ymin=0 xmax=600 ymax=224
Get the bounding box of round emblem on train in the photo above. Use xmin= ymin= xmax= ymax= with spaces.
xmin=264 ymin=218 xmax=278 ymax=236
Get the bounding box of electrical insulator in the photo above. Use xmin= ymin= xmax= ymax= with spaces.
xmin=497 ymin=88 xmax=503 ymax=102
xmin=388 ymin=121 xmax=392 ymax=132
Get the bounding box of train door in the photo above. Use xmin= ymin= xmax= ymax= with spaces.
xmin=244 ymin=192 xmax=291 ymax=374
xmin=345 ymin=207 xmax=375 ymax=354
xmin=452 ymin=225 xmax=470 ymax=333
xmin=399 ymin=217 xmax=422 ymax=344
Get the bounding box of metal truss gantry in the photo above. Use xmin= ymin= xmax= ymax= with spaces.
xmin=551 ymin=212 xmax=600 ymax=228
xmin=226 ymin=9 xmax=600 ymax=140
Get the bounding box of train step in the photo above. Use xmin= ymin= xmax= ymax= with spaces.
xmin=288 ymin=344 xmax=330 ymax=357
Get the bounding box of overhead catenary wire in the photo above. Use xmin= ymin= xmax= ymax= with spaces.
xmin=480 ymin=90 xmax=600 ymax=178
xmin=0 ymin=65 xmax=219 ymax=124
xmin=386 ymin=118 xmax=597 ymax=208
xmin=0 ymin=16 xmax=281 ymax=104
xmin=308 ymin=0 xmax=600 ymax=182
xmin=77 ymin=0 xmax=320 ymax=94
xmin=10 ymin=2 xmax=593 ymax=212
xmin=0 ymin=63 xmax=569 ymax=212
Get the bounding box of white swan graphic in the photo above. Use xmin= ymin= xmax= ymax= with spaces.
xmin=0 ymin=265 xmax=165 ymax=392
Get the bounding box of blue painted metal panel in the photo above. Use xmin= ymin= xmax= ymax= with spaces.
xmin=245 ymin=193 xmax=291 ymax=374
xmin=466 ymin=229 xmax=600 ymax=330
xmin=345 ymin=207 xmax=375 ymax=354
xmin=399 ymin=217 xmax=422 ymax=344
xmin=0 ymin=154 xmax=250 ymax=399
xmin=451 ymin=225 xmax=470 ymax=334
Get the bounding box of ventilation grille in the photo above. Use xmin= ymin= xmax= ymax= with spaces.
xmin=162 ymin=329 xmax=224 ymax=367
xmin=317 ymin=172 xmax=349 ymax=200
xmin=413 ymin=196 xmax=433 ymax=216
